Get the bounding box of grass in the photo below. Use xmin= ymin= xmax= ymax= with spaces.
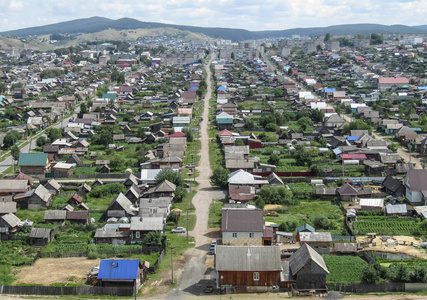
xmin=323 ymin=255 xmax=368 ymax=284
xmin=177 ymin=214 xmax=196 ymax=231
xmin=208 ymin=198 xmax=224 ymax=228
xmin=208 ymin=140 xmax=222 ymax=170
xmin=172 ymin=188 xmax=196 ymax=212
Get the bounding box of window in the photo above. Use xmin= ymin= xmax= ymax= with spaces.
xmin=135 ymin=231 xmax=140 ymax=239
xmin=253 ymin=272 xmax=259 ymax=281
xmin=232 ymin=232 xmax=237 ymax=238
xmin=249 ymin=233 xmax=254 ymax=238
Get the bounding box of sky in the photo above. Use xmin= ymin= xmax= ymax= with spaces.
xmin=1 ymin=0 xmax=427 ymax=32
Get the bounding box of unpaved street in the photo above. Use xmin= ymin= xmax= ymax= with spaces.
xmin=166 ymin=54 xmax=225 ymax=299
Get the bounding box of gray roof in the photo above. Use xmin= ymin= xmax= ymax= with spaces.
xmin=1 ymin=213 xmax=21 ymax=227
xmin=44 ymin=179 xmax=61 ymax=191
xmin=386 ymin=204 xmax=407 ymax=214
xmin=221 ymin=208 xmax=264 ymax=232
xmin=298 ymin=232 xmax=332 ymax=243
xmin=139 ymin=197 xmax=171 ymax=209
xmin=0 ymin=202 xmax=16 ymax=214
xmin=406 ymin=170 xmax=427 ymax=191
xmin=152 ymin=180 xmax=176 ymax=193
xmin=215 ymin=246 xmax=282 ymax=272
xmin=44 ymin=210 xmax=67 ymax=220
xmin=289 ymin=243 xmax=329 ymax=276
xmin=334 ymin=242 xmax=357 ymax=253
xmin=108 ymin=193 xmax=137 ymax=216
xmin=94 ymin=228 xmax=131 ymax=239
xmin=0 ymin=180 xmax=29 ymax=193
xmin=30 ymin=227 xmax=51 ymax=239
xmin=130 ymin=216 xmax=164 ymax=231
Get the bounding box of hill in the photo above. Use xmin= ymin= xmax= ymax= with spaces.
xmin=2 ymin=17 xmax=427 ymax=42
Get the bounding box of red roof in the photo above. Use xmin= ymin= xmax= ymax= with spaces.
xmin=378 ymin=77 xmax=409 ymax=84
xmin=341 ymin=154 xmax=367 ymax=160
xmin=219 ymin=129 xmax=233 ymax=136
xmin=166 ymin=132 xmax=186 ymax=138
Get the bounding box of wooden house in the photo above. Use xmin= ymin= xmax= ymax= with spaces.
xmin=106 ymin=193 xmax=138 ymax=219
xmin=125 ymin=184 xmax=141 ymax=203
xmin=44 ymin=210 xmax=67 ymax=223
xmin=14 ymin=185 xmax=52 ymax=209
xmin=296 ymin=232 xmax=332 ymax=254
xmin=66 ymin=211 xmax=89 ymax=224
xmin=68 ymin=193 xmax=83 ymax=206
xmin=78 ymin=183 xmax=92 ymax=196
xmin=143 ymin=180 xmax=176 ymax=199
xmin=215 ymin=246 xmax=282 ymax=289
xmin=0 ymin=213 xmax=21 ymax=236
xmin=129 ymin=216 xmax=165 ymax=243
xmin=123 ymin=174 xmax=139 ymax=188
xmin=43 ymin=179 xmax=62 ymax=195
xmin=0 ymin=180 xmax=30 ymax=196
xmin=29 ymin=227 xmax=51 ymax=246
xmin=18 ymin=153 xmax=50 ymax=177
xmin=288 ymin=243 xmax=329 ymax=291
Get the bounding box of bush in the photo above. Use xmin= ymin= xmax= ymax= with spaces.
xmin=88 ymin=183 xmax=126 ymax=198
xmin=210 ymin=167 xmax=230 ymax=187
xmin=361 ymin=265 xmax=380 ymax=284
xmin=88 ymin=251 xmax=98 ymax=259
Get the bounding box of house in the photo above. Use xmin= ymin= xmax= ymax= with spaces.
xmin=125 ymin=184 xmax=141 ymax=203
xmin=228 ymin=185 xmax=256 ymax=202
xmin=216 ymin=112 xmax=234 ymax=130
xmin=43 ymin=179 xmax=62 ymax=195
xmin=106 ymin=193 xmax=138 ymax=219
xmin=378 ymin=77 xmax=409 ymax=91
xmin=267 ymin=173 xmax=284 ymax=185
xmin=334 ymin=242 xmax=357 ymax=255
xmin=14 ymin=185 xmax=53 ymax=209
xmin=359 ymin=198 xmax=384 ymax=211
xmin=215 ymin=246 xmax=282 ymax=289
xmin=78 ymin=183 xmax=92 ymax=196
xmin=139 ymin=198 xmax=171 ymax=218
xmin=94 ymin=225 xmax=131 ymax=244
xmin=336 ymin=183 xmax=372 ymax=201
xmin=404 ymin=170 xmax=427 ymax=204
xmin=395 ymin=126 xmax=418 ymax=143
xmin=29 ymin=227 xmax=51 ymax=246
xmin=296 ymin=232 xmax=333 ymax=254
xmin=0 ymin=200 xmax=16 ymax=216
xmin=288 ymin=243 xmax=329 ymax=291
xmin=221 ymin=208 xmax=264 ymax=246
xmin=129 ymin=216 xmax=165 ymax=243
xmin=296 ymin=223 xmax=315 ymax=233
xmin=97 ymin=259 xmax=147 ymax=289
xmin=382 ymin=175 xmax=405 ymax=197
xmin=143 ymin=180 xmax=176 ymax=199
xmin=123 ymin=174 xmax=139 ymax=188
xmin=18 ymin=153 xmax=50 ymax=177
xmin=14 ymin=172 xmax=34 ymax=186
xmin=66 ymin=153 xmax=82 ymax=165
xmin=66 ymin=211 xmax=89 ymax=224
xmin=0 ymin=213 xmax=21 ymax=236
xmin=68 ymin=193 xmax=83 ymax=206
xmin=52 ymin=162 xmax=75 ymax=178
xmin=44 ymin=210 xmax=67 ymax=223
xmin=0 ymin=180 xmax=30 ymax=196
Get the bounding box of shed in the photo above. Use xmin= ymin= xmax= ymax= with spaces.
xmin=385 ymin=204 xmax=407 ymax=216
xmin=29 ymin=227 xmax=51 ymax=246
xmin=97 ymin=259 xmax=145 ymax=288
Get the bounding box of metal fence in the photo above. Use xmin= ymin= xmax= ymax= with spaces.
xmin=0 ymin=285 xmax=134 ymax=296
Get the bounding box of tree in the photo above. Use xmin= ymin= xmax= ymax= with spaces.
xmin=410 ymin=266 xmax=427 ymax=283
xmin=235 ymin=139 xmax=245 ymax=146
xmin=310 ymin=109 xmax=325 ymax=122
xmin=268 ymin=153 xmax=280 ymax=165
xmin=265 ymin=123 xmax=277 ymax=132
xmin=45 ymin=127 xmax=63 ymax=143
xmin=341 ymin=119 xmax=372 ymax=135
xmin=3 ymin=130 xmax=22 ymax=148
xmin=324 ymin=33 xmax=331 ymax=42
xmin=388 ymin=263 xmax=409 ymax=282
xmin=297 ymin=117 xmax=313 ymax=131
xmin=109 ymin=155 xmax=125 ymax=172
xmin=155 ymin=168 xmax=184 ymax=187
xmin=142 ymin=231 xmax=162 ymax=246
xmin=255 ymin=198 xmax=265 ymax=210
xmin=174 ymin=186 xmax=187 ymax=202
xmin=78 ymin=102 xmax=88 ymax=118
xmin=361 ymin=265 xmax=380 ymax=284
xmin=36 ymin=136 xmax=48 ymax=147
xmin=210 ymin=167 xmax=230 ymax=187
xmin=11 ymin=145 xmax=20 ymax=161
xmin=244 ymin=118 xmax=255 ymax=129
xmin=257 ymin=185 xmax=294 ymax=205
xmin=247 ymin=88 xmax=254 ymax=97
xmin=231 ymin=52 xmax=235 ymax=60
xmin=181 ymin=127 xmax=194 ymax=142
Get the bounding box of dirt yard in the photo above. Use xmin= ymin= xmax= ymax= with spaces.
xmin=357 ymin=235 xmax=427 ymax=259
xmin=14 ymin=257 xmax=100 ymax=285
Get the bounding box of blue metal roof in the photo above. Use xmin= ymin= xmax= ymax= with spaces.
xmin=347 ymin=136 xmax=360 ymax=141
xmin=324 ymin=88 xmax=336 ymax=93
xmin=98 ymin=259 xmax=140 ymax=280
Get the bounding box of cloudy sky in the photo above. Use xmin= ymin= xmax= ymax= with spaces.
xmin=1 ymin=0 xmax=427 ymax=32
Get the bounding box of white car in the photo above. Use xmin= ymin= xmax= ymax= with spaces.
xmin=171 ymin=227 xmax=186 ymax=233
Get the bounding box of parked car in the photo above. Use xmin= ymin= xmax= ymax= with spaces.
xmin=210 ymin=240 xmax=217 ymax=246
xmin=208 ymin=246 xmax=216 ymax=255
xmin=171 ymin=227 xmax=186 ymax=233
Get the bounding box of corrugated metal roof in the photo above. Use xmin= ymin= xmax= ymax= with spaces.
xmin=386 ymin=204 xmax=407 ymax=214
xmin=215 ymin=246 xmax=281 ymax=271
xmin=18 ymin=153 xmax=48 ymax=166
xmin=97 ymin=259 xmax=140 ymax=280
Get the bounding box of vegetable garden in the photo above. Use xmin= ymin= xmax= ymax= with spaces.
xmin=323 ymin=255 xmax=368 ymax=283
xmin=353 ymin=218 xmax=418 ymax=236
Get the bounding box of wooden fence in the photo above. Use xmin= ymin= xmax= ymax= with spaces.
xmin=0 ymin=285 xmax=134 ymax=296
xmin=41 ymin=247 xmax=143 ymax=259
xmin=148 ymin=248 xmax=166 ymax=272
xmin=327 ymin=282 xmax=405 ymax=293
xmin=58 ymin=173 xmax=140 ymax=180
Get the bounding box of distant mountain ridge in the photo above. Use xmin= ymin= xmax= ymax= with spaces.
xmin=2 ymin=16 xmax=427 ymax=42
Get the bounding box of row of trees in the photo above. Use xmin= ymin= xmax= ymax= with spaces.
xmin=362 ymin=263 xmax=427 ymax=284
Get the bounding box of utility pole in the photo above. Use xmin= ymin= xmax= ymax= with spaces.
xmin=170 ymin=246 xmax=174 ymax=284
xmin=186 ymin=209 xmax=189 ymax=240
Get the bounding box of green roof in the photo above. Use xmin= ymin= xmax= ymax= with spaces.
xmin=296 ymin=223 xmax=315 ymax=233
xmin=217 ymin=119 xmax=233 ymax=124
xmin=18 ymin=153 xmax=48 ymax=166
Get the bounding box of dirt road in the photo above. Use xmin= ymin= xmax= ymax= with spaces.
xmin=165 ymin=54 xmax=225 ymax=299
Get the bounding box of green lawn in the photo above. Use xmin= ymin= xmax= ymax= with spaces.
xmin=208 ymin=198 xmax=224 ymax=228
xmin=178 ymin=214 xmax=196 ymax=231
